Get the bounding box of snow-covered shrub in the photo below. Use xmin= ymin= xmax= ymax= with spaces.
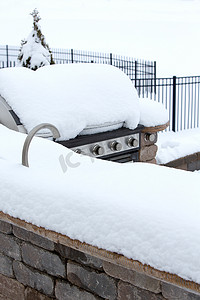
xmin=18 ymin=9 xmax=54 ymax=70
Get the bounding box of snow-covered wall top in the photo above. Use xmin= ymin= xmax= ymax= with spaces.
xmin=156 ymin=128 xmax=200 ymax=164
xmin=0 ymin=64 xmax=169 ymax=140
xmin=0 ymin=124 xmax=200 ymax=285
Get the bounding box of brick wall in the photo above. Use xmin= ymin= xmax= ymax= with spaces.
xmin=1 ymin=218 xmax=200 ymax=300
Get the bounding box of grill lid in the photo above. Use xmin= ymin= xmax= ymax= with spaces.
xmin=79 ymin=121 xmax=124 ymax=135
xmin=0 ymin=95 xmax=125 ymax=139
xmin=0 ymin=64 xmax=140 ymax=141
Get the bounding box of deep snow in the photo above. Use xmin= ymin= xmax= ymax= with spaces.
xmin=156 ymin=128 xmax=200 ymax=164
xmin=0 ymin=64 xmax=140 ymax=139
xmin=0 ymin=65 xmax=168 ymax=140
xmin=1 ymin=124 xmax=200 ymax=285
xmin=0 ymin=62 xmax=199 ymax=286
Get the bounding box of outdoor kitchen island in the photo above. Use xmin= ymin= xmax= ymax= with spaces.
xmin=0 ymin=64 xmax=200 ymax=300
xmin=0 ymin=122 xmax=200 ymax=300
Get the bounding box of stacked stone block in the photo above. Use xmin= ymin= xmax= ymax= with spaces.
xmin=0 ymin=219 xmax=200 ymax=300
xmin=139 ymin=131 xmax=158 ymax=164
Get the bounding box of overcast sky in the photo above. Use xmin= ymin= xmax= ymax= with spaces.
xmin=1 ymin=0 xmax=200 ymax=77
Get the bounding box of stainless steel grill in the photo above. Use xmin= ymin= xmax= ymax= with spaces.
xmin=57 ymin=126 xmax=143 ymax=163
xmin=0 ymin=94 xmax=143 ymax=163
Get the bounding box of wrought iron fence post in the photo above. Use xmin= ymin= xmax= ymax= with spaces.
xmin=71 ymin=49 xmax=74 ymax=63
xmin=110 ymin=53 xmax=112 ymax=65
xmin=6 ymin=45 xmax=9 ymax=67
xmin=172 ymin=76 xmax=177 ymax=132
xmin=134 ymin=61 xmax=137 ymax=88
xmin=154 ymin=61 xmax=156 ymax=95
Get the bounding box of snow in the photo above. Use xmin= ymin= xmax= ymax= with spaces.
xmin=0 ymin=64 xmax=140 ymax=140
xmin=0 ymin=65 xmax=169 ymax=140
xmin=156 ymin=128 xmax=200 ymax=164
xmin=18 ymin=30 xmax=52 ymax=69
xmin=0 ymin=0 xmax=200 ymax=289
xmin=139 ymin=97 xmax=169 ymax=127
xmin=18 ymin=9 xmax=53 ymax=70
xmin=1 ymin=0 xmax=200 ymax=77
xmin=1 ymin=124 xmax=200 ymax=284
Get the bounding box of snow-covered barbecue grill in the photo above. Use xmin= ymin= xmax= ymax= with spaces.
xmin=0 ymin=94 xmax=143 ymax=163
xmin=55 ymin=126 xmax=142 ymax=163
xmin=0 ymin=64 xmax=145 ymax=163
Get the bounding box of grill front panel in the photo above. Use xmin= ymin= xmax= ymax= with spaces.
xmin=57 ymin=126 xmax=143 ymax=163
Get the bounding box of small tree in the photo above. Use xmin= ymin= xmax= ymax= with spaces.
xmin=18 ymin=9 xmax=54 ymax=70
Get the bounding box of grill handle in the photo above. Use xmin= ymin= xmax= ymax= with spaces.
xmin=22 ymin=123 xmax=60 ymax=167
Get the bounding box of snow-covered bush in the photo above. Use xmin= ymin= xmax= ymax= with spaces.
xmin=18 ymin=9 xmax=54 ymax=70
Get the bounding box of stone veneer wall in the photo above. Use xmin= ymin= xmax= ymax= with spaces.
xmin=141 ymin=122 xmax=200 ymax=172
xmin=137 ymin=131 xmax=200 ymax=171
xmin=164 ymin=152 xmax=200 ymax=171
xmin=1 ymin=217 xmax=200 ymax=300
xmin=139 ymin=122 xmax=170 ymax=164
xmin=139 ymin=131 xmax=158 ymax=164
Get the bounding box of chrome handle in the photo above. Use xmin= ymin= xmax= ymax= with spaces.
xmin=22 ymin=123 xmax=60 ymax=167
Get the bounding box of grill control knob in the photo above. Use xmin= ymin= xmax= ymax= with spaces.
xmin=127 ymin=137 xmax=139 ymax=148
xmin=110 ymin=141 xmax=122 ymax=151
xmin=145 ymin=133 xmax=156 ymax=142
xmin=92 ymin=144 xmax=104 ymax=156
xmin=75 ymin=149 xmax=82 ymax=154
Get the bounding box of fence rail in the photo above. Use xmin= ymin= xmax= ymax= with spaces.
xmin=0 ymin=45 xmax=156 ymax=81
xmin=134 ymin=76 xmax=200 ymax=132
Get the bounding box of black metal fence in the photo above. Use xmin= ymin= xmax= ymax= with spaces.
xmin=1 ymin=45 xmax=199 ymax=132
xmin=134 ymin=76 xmax=200 ymax=132
xmin=0 ymin=45 xmax=156 ymax=82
